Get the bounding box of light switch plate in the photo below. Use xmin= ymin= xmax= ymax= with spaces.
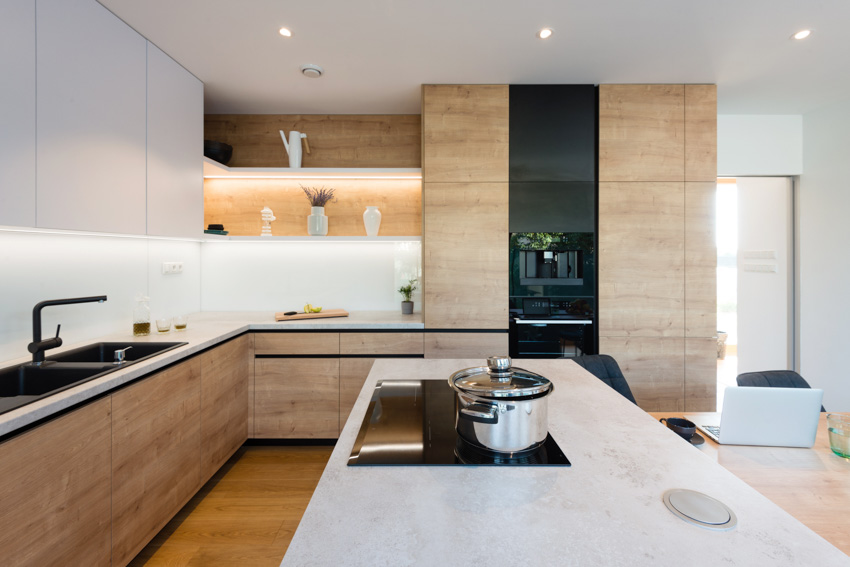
xmin=162 ymin=261 xmax=184 ymax=274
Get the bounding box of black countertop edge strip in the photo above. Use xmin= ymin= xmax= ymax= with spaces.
xmin=255 ymin=354 xmax=425 ymax=359
xmin=0 ymin=332 xmax=252 ymax=445
xmin=244 ymin=439 xmax=337 ymax=447
xmin=255 ymin=328 xmax=425 ymax=333
xmin=424 ymin=329 xmax=509 ymax=333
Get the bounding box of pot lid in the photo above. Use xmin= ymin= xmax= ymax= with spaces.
xmin=449 ymin=356 xmax=553 ymax=398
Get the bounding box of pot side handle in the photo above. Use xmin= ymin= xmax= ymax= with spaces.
xmin=460 ymin=403 xmax=499 ymax=424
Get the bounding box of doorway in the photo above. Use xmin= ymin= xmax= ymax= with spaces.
xmin=716 ymin=177 xmax=795 ymax=409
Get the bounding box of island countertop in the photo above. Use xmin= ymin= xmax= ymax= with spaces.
xmin=0 ymin=310 xmax=423 ymax=437
xmin=281 ymin=358 xmax=850 ymax=567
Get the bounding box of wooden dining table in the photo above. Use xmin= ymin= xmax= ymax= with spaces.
xmin=650 ymin=412 xmax=850 ymax=555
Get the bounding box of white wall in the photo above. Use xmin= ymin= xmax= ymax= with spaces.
xmin=200 ymin=241 xmax=421 ymax=312
xmin=736 ymin=178 xmax=793 ymax=374
xmin=799 ymin=102 xmax=850 ymax=411
xmin=718 ymin=115 xmax=803 ymax=176
xmin=0 ymin=231 xmax=201 ymax=363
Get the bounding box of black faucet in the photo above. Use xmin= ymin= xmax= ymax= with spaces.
xmin=28 ymin=295 xmax=107 ymax=365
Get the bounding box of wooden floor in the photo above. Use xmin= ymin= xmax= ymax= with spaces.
xmin=130 ymin=445 xmax=334 ymax=567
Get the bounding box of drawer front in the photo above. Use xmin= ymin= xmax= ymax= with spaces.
xmin=254 ymin=332 xmax=339 ymax=355
xmin=340 ymin=332 xmax=424 ymax=355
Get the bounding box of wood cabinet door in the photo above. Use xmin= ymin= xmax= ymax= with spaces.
xmin=422 ymin=84 xmax=509 ymax=183
xmin=340 ymin=332 xmax=424 ymax=355
xmin=599 ymin=84 xmax=685 ymax=182
xmin=339 ymin=358 xmax=375 ymax=429
xmin=254 ymin=358 xmax=339 ymax=438
xmin=200 ymin=334 xmax=249 ymax=482
xmin=146 ymin=41 xmax=203 ymax=237
xmin=424 ymin=332 xmax=509 ymax=359
xmin=0 ymin=0 xmax=35 ymax=227
xmin=254 ymin=332 xmax=340 ymax=355
xmin=36 ymin=0 xmax=147 ymax=234
xmin=423 ymin=183 xmax=509 ymax=329
xmin=0 ymin=397 xmax=112 ymax=567
xmin=112 ymin=357 xmax=201 ymax=566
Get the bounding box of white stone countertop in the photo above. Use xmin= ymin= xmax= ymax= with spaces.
xmin=282 ymin=359 xmax=850 ymax=567
xmin=0 ymin=310 xmax=422 ymax=438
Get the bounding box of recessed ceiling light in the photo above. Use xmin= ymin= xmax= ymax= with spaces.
xmin=792 ymin=29 xmax=812 ymax=40
xmin=279 ymin=27 xmax=292 ymax=37
xmin=537 ymin=28 xmax=554 ymax=39
xmin=300 ymin=64 xmax=323 ymax=78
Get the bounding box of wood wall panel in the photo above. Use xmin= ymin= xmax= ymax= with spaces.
xmin=340 ymin=332 xmax=423 ymax=355
xmin=422 ymin=85 xmax=509 ymax=182
xmin=423 ymin=183 xmax=509 ymax=329
xmin=424 ymin=332 xmax=509 ymax=359
xmin=254 ymin=332 xmax=340 ymax=355
xmin=599 ymin=84 xmax=685 ymax=182
xmin=684 ymin=85 xmax=717 ymax=182
xmin=598 ymin=182 xmax=685 ymax=336
xmin=112 ymin=358 xmax=201 ymax=567
xmin=254 ymin=358 xmax=340 ymax=438
xmin=685 ymin=182 xmax=717 ymax=338
xmin=599 ymin=336 xmax=685 ymax=411
xmin=200 ymin=335 xmax=249 ymax=482
xmin=340 ymin=358 xmax=375 ymax=429
xmin=685 ymin=338 xmax=717 ymax=411
xmin=0 ymin=398 xmax=112 ymax=567
xmin=204 ymin=178 xmax=421 ymax=237
xmin=204 ymin=114 xmax=421 ymax=168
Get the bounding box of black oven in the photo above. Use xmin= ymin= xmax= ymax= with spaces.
xmin=509 ymin=298 xmax=595 ymax=358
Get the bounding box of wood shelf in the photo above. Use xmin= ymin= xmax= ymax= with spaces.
xmin=203 ymin=157 xmax=421 ymax=180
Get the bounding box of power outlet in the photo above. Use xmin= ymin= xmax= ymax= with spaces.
xmin=162 ymin=261 xmax=184 ymax=275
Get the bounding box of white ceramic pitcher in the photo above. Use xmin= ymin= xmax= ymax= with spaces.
xmin=279 ymin=130 xmax=311 ymax=168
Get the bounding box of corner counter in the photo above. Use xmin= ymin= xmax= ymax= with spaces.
xmin=0 ymin=311 xmax=423 ymax=438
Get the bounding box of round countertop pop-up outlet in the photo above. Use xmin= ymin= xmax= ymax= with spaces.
xmin=662 ymin=489 xmax=738 ymax=531
xmin=300 ymin=64 xmax=323 ymax=78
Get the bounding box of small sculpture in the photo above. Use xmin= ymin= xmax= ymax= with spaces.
xmin=261 ymin=206 xmax=276 ymax=237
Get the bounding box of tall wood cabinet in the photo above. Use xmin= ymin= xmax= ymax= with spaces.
xmin=598 ymin=84 xmax=717 ymax=411
xmin=421 ymin=85 xmax=510 ymax=356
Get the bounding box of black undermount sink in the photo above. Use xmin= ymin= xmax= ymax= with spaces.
xmin=0 ymin=341 xmax=186 ymax=416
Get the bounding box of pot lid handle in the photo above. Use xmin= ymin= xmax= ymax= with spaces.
xmin=487 ymin=356 xmax=513 ymax=381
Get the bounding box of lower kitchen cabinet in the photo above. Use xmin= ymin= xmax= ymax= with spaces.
xmin=340 ymin=358 xmax=376 ymax=428
xmin=424 ymin=332 xmax=509 ymax=359
xmin=0 ymin=397 xmax=112 ymax=567
xmin=112 ymin=357 xmax=202 ymax=566
xmin=200 ymin=334 xmax=249 ymax=482
xmin=255 ymin=358 xmax=340 ymax=438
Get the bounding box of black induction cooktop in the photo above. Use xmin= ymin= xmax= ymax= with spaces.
xmin=348 ymin=380 xmax=571 ymax=466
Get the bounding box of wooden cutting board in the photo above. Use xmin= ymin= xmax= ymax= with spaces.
xmin=275 ymin=309 xmax=349 ymax=322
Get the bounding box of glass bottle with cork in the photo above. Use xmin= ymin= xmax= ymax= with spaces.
xmin=133 ymin=294 xmax=151 ymax=336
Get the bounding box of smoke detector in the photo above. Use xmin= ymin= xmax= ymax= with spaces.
xmin=301 ymin=64 xmax=324 ymax=78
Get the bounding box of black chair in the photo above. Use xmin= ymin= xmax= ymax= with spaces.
xmin=736 ymin=370 xmax=825 ymax=412
xmin=573 ymin=354 xmax=637 ymax=405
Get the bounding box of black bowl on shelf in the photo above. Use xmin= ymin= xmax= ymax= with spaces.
xmin=204 ymin=140 xmax=233 ymax=165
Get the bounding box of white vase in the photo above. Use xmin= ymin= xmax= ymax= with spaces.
xmin=363 ymin=206 xmax=382 ymax=236
xmin=307 ymin=206 xmax=328 ymax=236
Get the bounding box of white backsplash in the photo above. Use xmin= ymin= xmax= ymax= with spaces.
xmin=200 ymin=240 xmax=421 ymax=312
xmin=0 ymin=231 xmax=201 ymax=363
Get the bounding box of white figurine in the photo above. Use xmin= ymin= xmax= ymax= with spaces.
xmin=261 ymin=206 xmax=276 ymax=237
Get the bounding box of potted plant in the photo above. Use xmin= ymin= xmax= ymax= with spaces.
xmin=301 ymin=185 xmax=336 ymax=236
xmin=398 ymin=278 xmax=417 ymax=314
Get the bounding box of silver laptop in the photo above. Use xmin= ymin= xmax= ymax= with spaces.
xmin=686 ymin=387 xmax=823 ymax=447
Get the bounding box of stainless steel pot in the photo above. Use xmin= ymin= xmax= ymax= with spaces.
xmin=448 ymin=356 xmax=554 ymax=453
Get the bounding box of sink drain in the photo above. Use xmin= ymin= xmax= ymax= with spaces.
xmin=663 ymin=489 xmax=737 ymax=531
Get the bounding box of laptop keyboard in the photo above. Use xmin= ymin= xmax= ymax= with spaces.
xmin=703 ymin=425 xmax=720 ymax=437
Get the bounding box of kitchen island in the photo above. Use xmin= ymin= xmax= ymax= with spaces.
xmin=282 ymin=359 xmax=849 ymax=567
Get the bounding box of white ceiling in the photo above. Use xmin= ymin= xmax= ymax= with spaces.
xmin=99 ymin=0 xmax=850 ymax=115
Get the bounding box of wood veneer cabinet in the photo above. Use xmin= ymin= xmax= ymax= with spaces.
xmin=424 ymin=332 xmax=509 ymax=359
xmin=340 ymin=357 xmax=376 ymax=426
xmin=112 ymin=357 xmax=202 ymax=566
xmin=0 ymin=397 xmax=112 ymax=567
xmin=598 ymin=84 xmax=717 ymax=412
xmin=200 ymin=334 xmax=250 ymax=482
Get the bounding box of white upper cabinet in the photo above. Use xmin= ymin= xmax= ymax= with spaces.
xmin=0 ymin=0 xmax=36 ymax=227
xmin=36 ymin=0 xmax=146 ymax=234
xmin=146 ymin=43 xmax=203 ymax=238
